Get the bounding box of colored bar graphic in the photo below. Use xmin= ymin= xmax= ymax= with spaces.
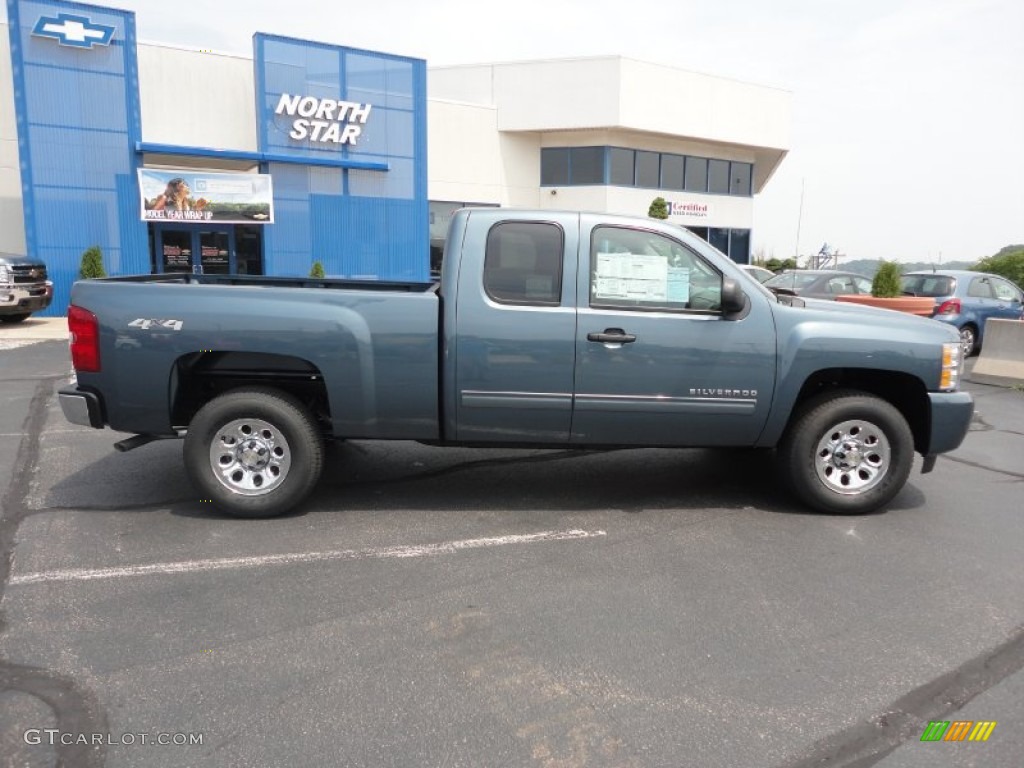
xmin=968 ymin=721 xmax=997 ymax=742
xmin=920 ymin=720 xmax=997 ymax=742
xmin=943 ymin=721 xmax=972 ymax=741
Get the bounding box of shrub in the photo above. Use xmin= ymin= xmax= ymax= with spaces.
xmin=871 ymin=259 xmax=902 ymax=298
xmin=648 ymin=197 xmax=669 ymax=220
xmin=309 ymin=261 xmax=325 ymax=279
xmin=79 ymin=246 xmax=106 ymax=279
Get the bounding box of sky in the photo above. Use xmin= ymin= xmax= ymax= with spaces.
xmin=7 ymin=0 xmax=1022 ymax=264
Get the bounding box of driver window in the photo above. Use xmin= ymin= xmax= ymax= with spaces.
xmin=590 ymin=226 xmax=722 ymax=313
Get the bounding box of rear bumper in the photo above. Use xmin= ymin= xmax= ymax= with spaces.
xmin=925 ymin=390 xmax=974 ymax=456
xmin=59 ymin=386 xmax=105 ymax=429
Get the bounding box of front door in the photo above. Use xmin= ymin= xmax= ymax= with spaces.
xmin=155 ymin=225 xmax=235 ymax=274
xmin=571 ymin=219 xmax=777 ymax=447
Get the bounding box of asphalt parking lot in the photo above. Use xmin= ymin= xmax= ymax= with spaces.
xmin=1 ymin=333 xmax=1022 ymax=767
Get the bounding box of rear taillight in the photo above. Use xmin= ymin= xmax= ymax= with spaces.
xmin=936 ymin=298 xmax=961 ymax=315
xmin=68 ymin=305 xmax=100 ymax=372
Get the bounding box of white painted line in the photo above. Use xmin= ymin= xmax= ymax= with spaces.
xmin=9 ymin=529 xmax=607 ymax=587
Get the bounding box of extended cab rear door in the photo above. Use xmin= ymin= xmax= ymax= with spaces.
xmin=570 ymin=217 xmax=777 ymax=446
xmin=450 ymin=211 xmax=580 ymax=443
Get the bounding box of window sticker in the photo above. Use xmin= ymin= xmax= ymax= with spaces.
xmin=593 ymin=252 xmax=691 ymax=304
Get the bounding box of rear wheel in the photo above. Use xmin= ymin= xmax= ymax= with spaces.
xmin=779 ymin=390 xmax=914 ymax=514
xmin=184 ymin=388 xmax=323 ymax=518
xmin=0 ymin=313 xmax=31 ymax=324
xmin=959 ymin=324 xmax=978 ymax=357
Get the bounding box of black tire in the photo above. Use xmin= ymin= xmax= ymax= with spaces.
xmin=184 ymin=387 xmax=323 ymax=518
xmin=0 ymin=313 xmax=31 ymax=324
xmin=778 ymin=389 xmax=914 ymax=515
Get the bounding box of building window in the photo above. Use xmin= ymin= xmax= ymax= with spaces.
xmin=708 ymin=159 xmax=730 ymax=194
xmin=541 ymin=148 xmax=570 ymax=185
xmin=609 ymin=148 xmax=635 ymax=186
xmin=730 ymin=162 xmax=752 ymax=196
xmin=635 ymin=151 xmax=660 ymax=188
xmin=708 ymin=227 xmax=729 ymax=255
xmin=661 ymin=154 xmax=685 ymax=191
xmin=728 ymin=229 xmax=750 ymax=263
xmin=684 ymin=157 xmax=708 ymax=192
xmin=570 ymin=147 xmax=605 ymax=184
xmin=484 ymin=221 xmax=563 ymax=305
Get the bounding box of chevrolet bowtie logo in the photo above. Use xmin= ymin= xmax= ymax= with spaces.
xmin=32 ymin=13 xmax=115 ymax=49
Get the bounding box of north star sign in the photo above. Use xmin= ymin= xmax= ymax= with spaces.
xmin=274 ymin=94 xmax=372 ymax=145
xmin=32 ymin=13 xmax=115 ymax=48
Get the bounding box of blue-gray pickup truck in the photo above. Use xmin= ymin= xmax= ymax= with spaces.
xmin=59 ymin=209 xmax=974 ymax=518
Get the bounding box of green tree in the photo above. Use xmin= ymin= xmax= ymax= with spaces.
xmin=309 ymin=260 xmax=326 ymax=279
xmin=973 ymin=246 xmax=1024 ymax=287
xmin=871 ymin=259 xmax=902 ymax=298
xmin=648 ymin=197 xmax=669 ymax=220
xmin=79 ymin=246 xmax=106 ymax=279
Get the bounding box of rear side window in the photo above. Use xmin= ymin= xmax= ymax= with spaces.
xmin=483 ymin=222 xmax=564 ymax=306
xmin=967 ymin=277 xmax=994 ymax=298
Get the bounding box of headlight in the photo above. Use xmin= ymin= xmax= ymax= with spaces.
xmin=0 ymin=265 xmax=9 ymax=286
xmin=939 ymin=342 xmax=962 ymax=391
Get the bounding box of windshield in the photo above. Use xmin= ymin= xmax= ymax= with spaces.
xmin=900 ymin=275 xmax=954 ymax=297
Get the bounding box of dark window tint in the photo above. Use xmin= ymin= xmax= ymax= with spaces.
xmin=609 ymin=148 xmax=635 ymax=186
xmin=708 ymin=227 xmax=729 ymax=254
xmin=730 ymin=162 xmax=752 ymax=196
xmin=708 ymin=159 xmax=730 ymax=194
xmin=570 ymin=147 xmax=605 ymax=184
xmin=590 ymin=226 xmax=722 ymax=313
xmin=661 ymin=154 xmax=685 ymax=190
xmin=684 ymin=157 xmax=707 ymax=192
xmin=635 ymin=151 xmax=660 ymax=188
xmin=541 ymin=148 xmax=569 ymax=185
xmin=484 ymin=222 xmax=563 ymax=305
xmin=728 ymin=229 xmax=750 ymax=263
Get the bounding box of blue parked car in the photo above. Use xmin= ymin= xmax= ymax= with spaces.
xmin=900 ymin=270 xmax=1024 ymax=356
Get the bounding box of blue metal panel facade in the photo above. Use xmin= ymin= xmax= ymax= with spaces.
xmin=255 ymin=34 xmax=428 ymax=281
xmin=7 ymin=0 xmax=146 ymax=316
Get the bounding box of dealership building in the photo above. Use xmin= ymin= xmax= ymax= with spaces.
xmin=1 ymin=0 xmax=791 ymax=316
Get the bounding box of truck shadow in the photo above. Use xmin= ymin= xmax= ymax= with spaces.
xmin=44 ymin=439 xmax=926 ymax=519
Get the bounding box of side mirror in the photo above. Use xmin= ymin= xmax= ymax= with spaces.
xmin=721 ymin=277 xmax=748 ymax=316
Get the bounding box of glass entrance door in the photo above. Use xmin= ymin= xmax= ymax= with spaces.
xmin=155 ymin=226 xmax=235 ymax=274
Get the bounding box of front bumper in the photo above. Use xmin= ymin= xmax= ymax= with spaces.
xmin=59 ymin=386 xmax=105 ymax=429
xmin=925 ymin=390 xmax=974 ymax=456
xmin=0 ymin=282 xmax=52 ymax=313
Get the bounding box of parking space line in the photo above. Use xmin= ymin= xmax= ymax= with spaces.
xmin=9 ymin=529 xmax=607 ymax=587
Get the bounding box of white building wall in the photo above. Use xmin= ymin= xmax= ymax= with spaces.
xmin=137 ymin=43 xmax=257 ymax=151
xmin=0 ymin=27 xmax=26 ymax=254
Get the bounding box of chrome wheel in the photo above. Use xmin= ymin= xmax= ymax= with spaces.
xmin=209 ymin=418 xmax=291 ymax=496
xmin=959 ymin=326 xmax=976 ymax=357
xmin=814 ymin=419 xmax=891 ymax=495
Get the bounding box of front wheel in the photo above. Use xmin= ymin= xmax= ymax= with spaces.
xmin=779 ymin=390 xmax=914 ymax=515
xmin=184 ymin=388 xmax=324 ymax=518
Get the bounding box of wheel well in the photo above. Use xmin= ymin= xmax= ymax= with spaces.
xmin=171 ymin=351 xmax=331 ymax=432
xmin=792 ymin=368 xmax=930 ymax=453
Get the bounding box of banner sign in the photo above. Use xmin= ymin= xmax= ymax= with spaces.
xmin=138 ymin=170 xmax=274 ymax=224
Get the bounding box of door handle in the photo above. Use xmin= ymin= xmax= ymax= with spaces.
xmin=587 ymin=328 xmax=637 ymax=344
